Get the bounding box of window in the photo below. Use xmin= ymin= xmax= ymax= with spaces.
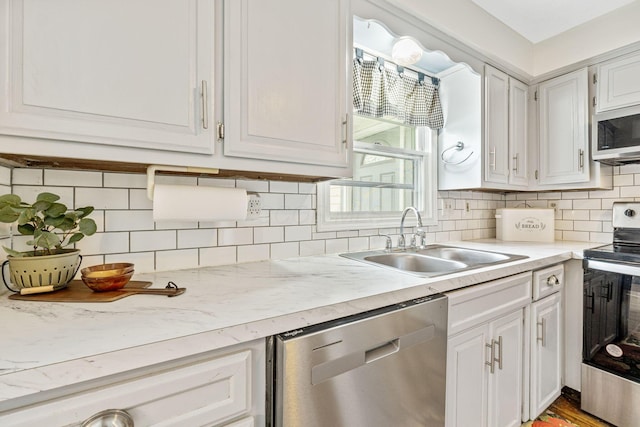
xmin=317 ymin=115 xmax=437 ymax=231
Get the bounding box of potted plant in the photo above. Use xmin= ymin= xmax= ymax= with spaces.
xmin=0 ymin=191 xmax=97 ymax=292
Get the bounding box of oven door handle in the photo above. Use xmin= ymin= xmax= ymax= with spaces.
xmin=585 ymin=258 xmax=640 ymax=276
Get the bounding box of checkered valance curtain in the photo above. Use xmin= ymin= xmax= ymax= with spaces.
xmin=353 ymin=57 xmax=444 ymax=129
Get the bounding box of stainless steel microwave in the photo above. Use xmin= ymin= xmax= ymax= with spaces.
xmin=593 ymin=105 xmax=640 ymax=165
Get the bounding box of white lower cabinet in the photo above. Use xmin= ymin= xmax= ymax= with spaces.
xmin=0 ymin=339 xmax=266 ymax=427
xmin=445 ymin=272 xmax=531 ymax=427
xmin=530 ymin=292 xmax=562 ymax=418
xmin=529 ymin=264 xmax=564 ymax=419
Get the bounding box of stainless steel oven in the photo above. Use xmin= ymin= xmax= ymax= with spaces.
xmin=582 ymin=202 xmax=640 ymax=427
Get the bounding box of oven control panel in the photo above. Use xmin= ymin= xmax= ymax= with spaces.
xmin=613 ymin=202 xmax=640 ymax=228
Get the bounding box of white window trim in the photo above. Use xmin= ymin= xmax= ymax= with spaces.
xmin=317 ymin=128 xmax=438 ymax=232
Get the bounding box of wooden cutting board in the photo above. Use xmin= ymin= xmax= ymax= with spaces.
xmin=8 ymin=280 xmax=153 ymax=302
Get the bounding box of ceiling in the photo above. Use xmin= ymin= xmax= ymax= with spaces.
xmin=471 ymin=0 xmax=637 ymax=43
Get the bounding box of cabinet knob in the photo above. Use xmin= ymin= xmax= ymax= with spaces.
xmin=81 ymin=409 xmax=134 ymax=427
xmin=546 ymin=275 xmax=559 ymax=286
xmin=625 ymin=209 xmax=636 ymax=217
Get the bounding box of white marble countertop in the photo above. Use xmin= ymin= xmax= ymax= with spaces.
xmin=0 ymin=239 xmax=600 ymax=409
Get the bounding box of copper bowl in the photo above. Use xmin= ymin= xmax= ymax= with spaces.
xmin=81 ymin=263 xmax=135 ymax=292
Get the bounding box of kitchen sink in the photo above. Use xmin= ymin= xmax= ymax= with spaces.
xmin=364 ymin=253 xmax=467 ymax=274
xmin=341 ymin=245 xmax=528 ymax=277
xmin=415 ymin=246 xmax=511 ymax=265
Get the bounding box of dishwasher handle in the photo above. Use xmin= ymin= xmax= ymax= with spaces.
xmin=311 ymin=324 xmax=435 ymax=385
xmin=365 ymin=339 xmax=399 ymax=364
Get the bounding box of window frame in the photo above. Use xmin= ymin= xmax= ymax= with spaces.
xmin=317 ymin=125 xmax=438 ymax=232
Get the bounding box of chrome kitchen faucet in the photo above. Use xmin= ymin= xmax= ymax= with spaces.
xmin=398 ymin=206 xmax=427 ymax=249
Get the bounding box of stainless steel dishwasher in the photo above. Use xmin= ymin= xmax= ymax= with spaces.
xmin=267 ymin=293 xmax=447 ymax=427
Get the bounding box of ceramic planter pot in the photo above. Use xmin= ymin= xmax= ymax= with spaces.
xmin=1 ymin=249 xmax=82 ymax=292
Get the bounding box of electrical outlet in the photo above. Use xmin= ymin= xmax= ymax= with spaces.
xmin=246 ymin=193 xmax=262 ymax=220
xmin=440 ymin=199 xmax=455 ymax=218
xmin=460 ymin=200 xmax=471 ymax=218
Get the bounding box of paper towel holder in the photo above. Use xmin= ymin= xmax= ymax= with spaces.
xmin=146 ymin=165 xmax=220 ymax=200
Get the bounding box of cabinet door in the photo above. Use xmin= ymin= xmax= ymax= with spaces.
xmin=446 ymin=324 xmax=490 ymax=427
xmin=596 ymin=52 xmax=640 ymax=113
xmin=538 ymin=68 xmax=589 ymax=185
xmin=509 ymin=78 xmax=528 ymax=187
xmin=487 ymin=309 xmax=524 ymax=427
xmin=0 ymin=0 xmax=214 ymax=154
xmin=530 ymin=293 xmax=562 ymax=419
xmin=224 ymin=0 xmax=351 ymax=169
xmin=484 ymin=65 xmax=510 ymax=185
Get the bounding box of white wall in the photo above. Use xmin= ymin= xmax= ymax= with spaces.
xmin=385 ymin=0 xmax=533 ymax=75
xmin=384 ymin=0 xmax=640 ymax=78
xmin=533 ymin=1 xmax=640 ymax=76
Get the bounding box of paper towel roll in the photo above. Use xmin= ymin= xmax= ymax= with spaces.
xmin=153 ymin=185 xmax=248 ymax=222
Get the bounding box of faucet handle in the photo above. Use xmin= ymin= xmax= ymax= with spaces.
xmin=413 ymin=227 xmax=428 ymax=249
xmin=378 ymin=234 xmax=393 ymax=251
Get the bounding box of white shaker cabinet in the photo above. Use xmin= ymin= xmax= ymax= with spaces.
xmin=0 ymin=340 xmax=266 ymax=427
xmin=530 ymin=292 xmax=562 ymax=418
xmin=537 ymin=68 xmax=590 ymax=185
xmin=595 ymin=51 xmax=640 ymax=113
xmin=529 ymin=264 xmax=563 ymax=419
xmin=0 ymin=0 xmax=214 ymax=155
xmin=446 ymin=272 xmax=531 ymax=427
xmin=484 ymin=65 xmax=528 ymax=189
xmin=223 ymin=0 xmax=352 ymax=172
xmin=484 ymin=65 xmax=510 ymax=186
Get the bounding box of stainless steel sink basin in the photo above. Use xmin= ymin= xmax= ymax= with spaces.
xmin=364 ymin=253 xmax=467 ymax=274
xmin=415 ymin=246 xmax=510 ymax=265
xmin=341 ymin=245 xmax=527 ymax=277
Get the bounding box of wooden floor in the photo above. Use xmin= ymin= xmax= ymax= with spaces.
xmin=545 ymin=388 xmax=614 ymax=427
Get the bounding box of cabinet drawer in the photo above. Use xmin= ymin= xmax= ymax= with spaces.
xmin=447 ymin=271 xmax=532 ymax=336
xmin=0 ymin=347 xmax=255 ymax=427
xmin=533 ymin=264 xmax=564 ymax=301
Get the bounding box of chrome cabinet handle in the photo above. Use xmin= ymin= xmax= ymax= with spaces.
xmin=490 ymin=146 xmax=496 ymax=171
xmin=201 ymin=80 xmax=209 ymax=130
xmin=579 ymin=149 xmax=584 ymax=170
xmin=546 ymin=274 xmax=559 ymax=286
xmin=512 ymin=153 xmax=519 ymax=174
xmin=485 ymin=339 xmax=495 ymax=373
xmin=537 ymin=318 xmax=546 ymax=347
xmin=342 ymin=113 xmax=349 ymax=146
xmin=485 ymin=336 xmax=504 ymax=373
xmin=495 ymin=335 xmax=503 ymax=370
xmin=82 ymin=409 xmax=134 ymax=427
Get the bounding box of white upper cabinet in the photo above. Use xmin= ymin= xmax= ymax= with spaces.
xmin=537 ymin=68 xmax=590 ymax=185
xmin=509 ymin=78 xmax=529 ymax=187
xmin=223 ymin=0 xmax=351 ymax=171
xmin=484 ymin=65 xmax=528 ymax=189
xmin=484 ymin=65 xmax=510 ymax=185
xmin=596 ymin=51 xmax=640 ymax=113
xmin=0 ymin=0 xmax=214 ymax=154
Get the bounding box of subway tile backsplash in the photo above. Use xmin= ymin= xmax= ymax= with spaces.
xmin=1 ymin=163 xmax=636 ymax=279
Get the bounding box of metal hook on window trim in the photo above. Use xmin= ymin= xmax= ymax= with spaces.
xmin=441 ymin=141 xmax=474 ymax=165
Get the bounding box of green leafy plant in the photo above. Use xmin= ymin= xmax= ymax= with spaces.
xmin=0 ymin=192 xmax=97 ymax=257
